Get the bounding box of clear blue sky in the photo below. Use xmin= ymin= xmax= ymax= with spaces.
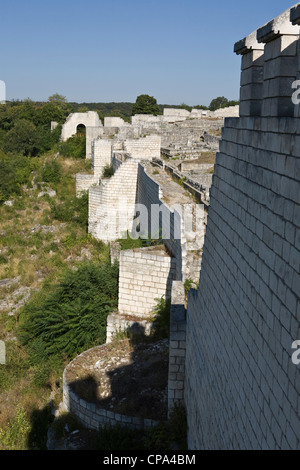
xmin=1 ymin=0 xmax=297 ymax=106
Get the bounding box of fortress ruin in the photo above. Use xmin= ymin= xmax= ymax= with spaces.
xmin=62 ymin=4 xmax=300 ymax=450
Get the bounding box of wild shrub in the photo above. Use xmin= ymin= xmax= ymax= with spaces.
xmin=102 ymin=164 xmax=114 ymax=178
xmin=151 ymin=296 xmax=171 ymax=339
xmin=0 ymin=153 xmax=34 ymax=202
xmin=59 ymin=135 xmax=86 ymax=158
xmin=50 ymin=191 xmax=88 ymax=229
xmin=0 ymin=407 xmax=30 ymax=450
xmin=41 ymin=160 xmax=62 ymax=184
xmin=18 ymin=261 xmax=119 ymax=363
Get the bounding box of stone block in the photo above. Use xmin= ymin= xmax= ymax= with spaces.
xmin=257 ymin=10 xmax=299 ymax=45
xmin=239 ymin=100 xmax=262 ymax=117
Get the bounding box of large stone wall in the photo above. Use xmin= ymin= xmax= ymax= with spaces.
xmin=118 ymin=246 xmax=177 ymax=318
xmin=136 ymin=164 xmax=183 ymax=280
xmin=124 ymin=135 xmax=161 ymax=160
xmin=185 ymin=4 xmax=300 ymax=450
xmin=88 ymin=159 xmax=139 ymax=241
xmin=75 ymin=174 xmax=99 ymax=194
xmin=168 ymin=281 xmax=186 ymax=414
xmin=91 ymin=139 xmax=112 ymax=177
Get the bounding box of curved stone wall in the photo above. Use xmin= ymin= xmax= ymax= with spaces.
xmin=63 ymin=344 xmax=159 ymax=431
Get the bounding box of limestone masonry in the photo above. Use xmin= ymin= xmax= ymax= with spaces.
xmin=61 ymin=3 xmax=300 ymax=450
xmin=186 ymin=4 xmax=300 ymax=449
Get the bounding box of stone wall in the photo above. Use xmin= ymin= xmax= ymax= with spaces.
xmin=185 ymin=5 xmax=300 ymax=450
xmin=168 ymin=281 xmax=186 ymax=414
xmin=104 ymin=117 xmax=127 ymax=127
xmin=118 ymin=246 xmax=177 ymax=318
xmin=136 ymin=164 xmax=183 ymax=280
xmin=63 ymin=345 xmax=159 ymax=431
xmin=106 ymin=312 xmax=153 ymax=343
xmin=88 ymin=159 xmax=139 ymax=241
xmin=61 ymin=111 xmax=103 ymax=159
xmin=86 ymin=126 xmax=104 ymax=159
xmin=61 ymin=111 xmax=102 ymax=142
xmin=92 ymin=139 xmax=112 ymax=177
xmin=137 ymin=163 xmax=206 ymax=282
xmin=75 ymin=174 xmax=99 ymax=194
xmin=124 ymin=135 xmax=161 ymax=160
xmin=185 ymin=116 xmax=300 ymax=450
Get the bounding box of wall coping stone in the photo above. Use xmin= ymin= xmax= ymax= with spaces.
xmin=290 ymin=4 xmax=300 ymax=24
xmin=257 ymin=6 xmax=300 ymax=43
xmin=234 ymin=30 xmax=265 ymax=55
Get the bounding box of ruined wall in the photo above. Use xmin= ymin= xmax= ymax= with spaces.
xmin=63 ymin=344 xmax=159 ymax=431
xmin=104 ymin=117 xmax=127 ymax=127
xmin=124 ymin=135 xmax=161 ymax=160
xmin=88 ymin=159 xmax=139 ymax=241
xmin=106 ymin=312 xmax=153 ymax=343
xmin=168 ymin=281 xmax=186 ymax=413
xmin=118 ymin=246 xmax=177 ymax=318
xmin=136 ymin=164 xmax=183 ymax=280
xmin=61 ymin=111 xmax=103 ymax=159
xmin=185 ymin=5 xmax=300 ymax=450
xmin=75 ymin=139 xmax=112 ymax=194
xmin=75 ymin=174 xmax=99 ymax=194
xmin=92 ymin=139 xmax=112 ymax=177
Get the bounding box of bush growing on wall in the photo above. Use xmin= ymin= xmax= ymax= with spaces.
xmin=102 ymin=164 xmax=114 ymax=178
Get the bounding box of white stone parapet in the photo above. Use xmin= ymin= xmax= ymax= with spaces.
xmin=257 ymin=7 xmax=300 ymax=117
xmin=235 ymin=4 xmax=300 ymax=117
xmin=234 ymin=31 xmax=265 ymax=117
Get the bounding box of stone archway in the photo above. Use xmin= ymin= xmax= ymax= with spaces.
xmin=61 ymin=111 xmax=102 ymax=141
xmin=76 ymin=123 xmax=86 ymax=137
xmin=61 ymin=111 xmax=103 ymax=158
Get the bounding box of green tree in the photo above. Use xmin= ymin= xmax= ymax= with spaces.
xmin=33 ymin=102 xmax=66 ymax=127
xmin=132 ymin=94 xmax=161 ymax=116
xmin=48 ymin=93 xmax=73 ymax=116
xmin=48 ymin=93 xmax=67 ymax=105
xmin=0 ymin=153 xmax=33 ymax=202
xmin=179 ymin=103 xmax=192 ymax=112
xmin=209 ymin=96 xmax=229 ymax=111
xmin=3 ymin=119 xmax=39 ymax=156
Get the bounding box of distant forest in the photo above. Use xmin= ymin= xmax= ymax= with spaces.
xmin=3 ymin=96 xmax=239 ymax=126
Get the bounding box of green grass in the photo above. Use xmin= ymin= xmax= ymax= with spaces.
xmin=0 ymin=151 xmax=113 ymax=449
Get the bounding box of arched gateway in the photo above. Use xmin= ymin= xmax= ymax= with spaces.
xmin=61 ymin=111 xmax=103 ymax=158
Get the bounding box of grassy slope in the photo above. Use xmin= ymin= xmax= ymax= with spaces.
xmin=0 ymin=153 xmax=109 ymax=450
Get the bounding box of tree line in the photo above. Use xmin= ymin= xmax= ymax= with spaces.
xmin=0 ymin=93 xmax=238 ymax=202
